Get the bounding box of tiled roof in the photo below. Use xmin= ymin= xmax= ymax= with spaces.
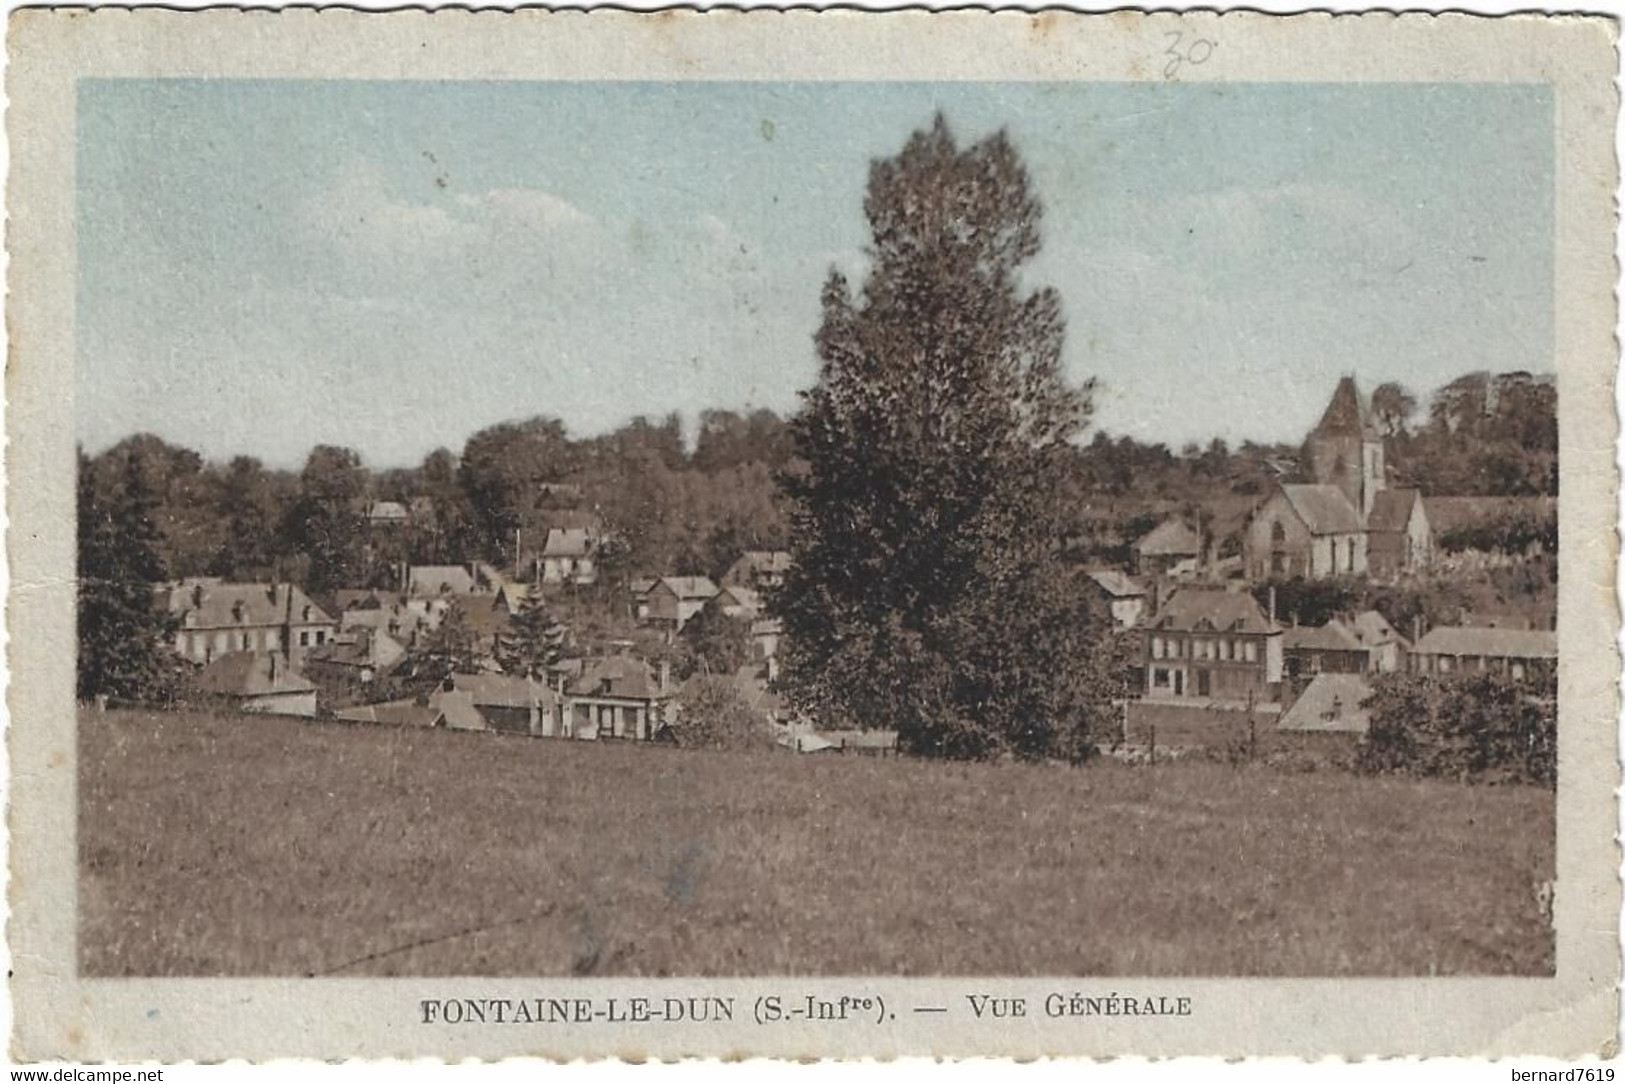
xmin=440 ymin=672 xmax=562 ymax=709
xmin=1367 ymin=488 xmax=1422 ymax=533
xmin=1281 ymin=484 xmax=1363 ymax=535
xmin=1154 ymin=588 xmax=1276 ymax=635
xmin=197 ymin=651 xmax=316 ymax=697
xmin=164 ymin=580 xmax=331 ymax=630
xmin=568 ymin=656 xmax=665 ymax=701
xmin=1279 ymin=673 xmax=1372 ymax=734
xmin=408 ymin=565 xmax=476 ymax=596
xmin=1413 ymin=626 xmax=1557 ymax=660
xmin=1282 ymin=620 xmax=1364 ymax=653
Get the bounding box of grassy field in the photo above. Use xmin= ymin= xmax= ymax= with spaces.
xmin=79 ymin=707 xmax=1555 ymax=977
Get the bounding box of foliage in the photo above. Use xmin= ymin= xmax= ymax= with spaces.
xmin=1436 ymin=507 xmax=1558 ymax=556
xmin=500 ymin=591 xmax=566 ymax=677
xmin=76 ymin=451 xmax=183 ymax=704
xmin=669 ymin=675 xmax=772 ymax=751
xmin=1356 ymin=671 xmax=1556 ymax=787
xmin=1388 ymin=372 xmax=1557 ymax=496
xmin=419 ymin=600 xmax=479 ymax=680
xmin=283 ymin=445 xmax=368 ymax=593
xmin=674 ymin=603 xmax=750 ymax=681
xmin=774 ymin=115 xmax=1108 ymax=760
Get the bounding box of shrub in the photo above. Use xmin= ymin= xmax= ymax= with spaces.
xmin=1356 ymin=671 xmax=1555 ymax=787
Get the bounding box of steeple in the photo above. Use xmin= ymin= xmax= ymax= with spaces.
xmin=1306 ymin=375 xmax=1385 ymax=520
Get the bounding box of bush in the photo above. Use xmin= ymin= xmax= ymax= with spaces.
xmin=669 ymin=675 xmax=775 ymax=752
xmin=1356 ymin=672 xmax=1555 ymax=787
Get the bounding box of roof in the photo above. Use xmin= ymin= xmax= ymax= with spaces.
xmin=1136 ymin=518 xmax=1202 ymax=557
xmin=1367 ymin=488 xmax=1422 ymax=534
xmin=1088 ymin=570 xmax=1146 ymax=598
xmin=335 ymin=699 xmax=442 ymax=728
xmin=1279 ymin=673 xmax=1373 ymax=734
xmin=1280 ymin=484 xmax=1364 ymax=535
xmin=493 ymin=582 xmax=532 ymax=616
xmin=439 ymin=672 xmax=562 ymax=709
xmin=541 ymin=527 xmax=595 ymax=558
xmin=197 ymin=651 xmax=316 ymax=698
xmin=1153 ymin=588 xmax=1277 ymax=635
xmin=1312 ymin=376 xmax=1378 ymax=440
xmin=408 ymin=565 xmax=476 ymax=596
xmin=1281 ymin=619 xmax=1364 ymax=653
xmin=164 ymin=581 xmax=332 ymax=630
xmin=1412 ymin=626 xmax=1557 ymax=660
xmin=332 ymin=589 xmax=402 ymax=613
xmin=716 ymin=585 xmax=764 ymax=613
xmin=658 ymin=576 xmax=719 ymax=601
xmin=307 ymin=629 xmax=403 ymax=669
xmin=1351 ymin=610 xmax=1405 ymax=648
xmin=368 ymin=500 xmax=410 ymax=521
xmin=568 ymin=655 xmax=665 ymax=701
xmin=629 ymin=576 xmax=658 ymax=596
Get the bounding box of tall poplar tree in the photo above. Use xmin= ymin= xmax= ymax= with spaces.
xmin=76 ymin=450 xmax=179 ymax=703
xmin=774 ymin=115 xmax=1107 ymax=760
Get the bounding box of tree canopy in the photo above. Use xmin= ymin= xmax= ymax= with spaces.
xmin=774 ymin=115 xmax=1107 ymax=760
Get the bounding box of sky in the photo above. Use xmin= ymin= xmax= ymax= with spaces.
xmin=76 ymin=79 xmax=1553 ymax=469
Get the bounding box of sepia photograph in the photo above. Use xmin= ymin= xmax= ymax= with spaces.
xmin=7 ymin=8 xmax=1617 ymax=1062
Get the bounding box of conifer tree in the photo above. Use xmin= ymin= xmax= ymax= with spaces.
xmin=502 ymin=590 xmax=565 ymax=677
xmin=774 ymin=115 xmax=1107 ymax=760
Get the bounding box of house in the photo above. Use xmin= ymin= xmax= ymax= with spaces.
xmin=162 ymin=579 xmax=335 ymax=664
xmin=642 ymin=576 xmax=720 ymax=632
xmin=1144 ymin=587 xmax=1283 ymax=702
xmin=1409 ymin=625 xmax=1557 ymax=682
xmin=1278 ymin=673 xmax=1373 ymax=735
xmin=1350 ymin=610 xmax=1408 ymax=673
xmin=1366 ymin=488 xmax=1433 ymax=579
xmin=1135 ymin=518 xmax=1202 ymax=579
xmin=337 ymin=591 xmax=448 ymax=647
xmin=1281 ymin=619 xmax=1368 ymax=679
xmin=750 ymin=617 xmax=784 ymax=678
xmin=196 ymin=651 xmax=318 ymax=717
xmin=566 ymin=655 xmax=671 ymax=741
xmin=427 ymin=672 xmax=566 ymax=736
xmin=1087 ymin=570 xmax=1148 ymax=628
xmin=539 ymin=528 xmax=598 ymax=586
xmin=407 ymin=564 xmax=478 ymax=597
xmin=304 ymin=627 xmax=408 ymax=685
xmin=722 ymin=550 xmax=792 ymax=591
xmin=713 ymin=584 xmax=763 ymax=620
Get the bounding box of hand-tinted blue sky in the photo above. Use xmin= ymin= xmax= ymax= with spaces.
xmin=76 ymin=79 xmax=1552 ymax=468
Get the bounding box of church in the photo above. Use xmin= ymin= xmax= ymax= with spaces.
xmin=1244 ymin=377 xmax=1433 ymax=581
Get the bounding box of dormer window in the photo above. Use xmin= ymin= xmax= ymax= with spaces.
xmin=231 ymin=600 xmax=245 ymax=623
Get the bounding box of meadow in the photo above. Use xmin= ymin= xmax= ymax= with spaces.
xmin=78 ymin=707 xmax=1555 ymax=977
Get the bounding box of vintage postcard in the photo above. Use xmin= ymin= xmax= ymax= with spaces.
xmin=5 ymin=7 xmax=1619 ymax=1063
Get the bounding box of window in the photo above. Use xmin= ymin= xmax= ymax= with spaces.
xmin=1271 ymin=521 xmax=1287 ymax=546
xmin=1438 ymin=656 xmax=1452 ymax=673
xmin=1151 ymin=636 xmax=1164 ymax=660
xmin=316 ymin=630 xmax=327 ymax=645
xmin=1345 ymin=540 xmax=1355 ymax=573
xmin=299 ymin=631 xmax=310 ymax=647
xmin=1243 ymin=640 xmax=1258 ymax=663
xmin=1152 ymin=668 xmax=1170 ymax=689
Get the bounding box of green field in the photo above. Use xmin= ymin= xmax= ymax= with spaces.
xmin=79 ymin=707 xmax=1555 ymax=977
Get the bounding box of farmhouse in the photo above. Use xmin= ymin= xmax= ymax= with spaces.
xmin=162 ymin=579 xmax=335 ymax=664
xmin=1144 ymin=587 xmax=1283 ymax=702
xmin=196 ymin=650 xmax=317 ymax=717
xmin=539 ymin=528 xmax=598 ymax=586
xmin=1409 ymin=625 xmax=1557 ymax=681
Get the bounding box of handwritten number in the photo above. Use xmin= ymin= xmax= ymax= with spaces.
xmin=1163 ymin=31 xmax=1218 ymax=79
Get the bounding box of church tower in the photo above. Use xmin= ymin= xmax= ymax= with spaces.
xmin=1306 ymin=375 xmax=1385 ymax=521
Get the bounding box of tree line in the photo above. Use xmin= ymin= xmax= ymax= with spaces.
xmin=78 ymin=406 xmax=796 ymax=597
